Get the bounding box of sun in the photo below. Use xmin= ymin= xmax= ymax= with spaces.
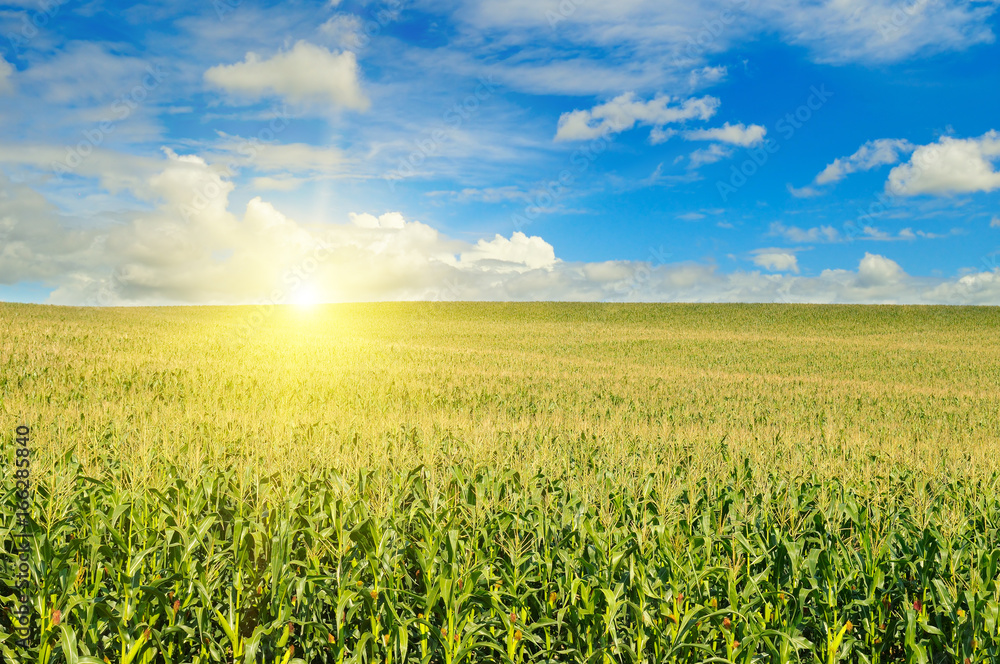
xmin=290 ymin=285 xmax=321 ymax=309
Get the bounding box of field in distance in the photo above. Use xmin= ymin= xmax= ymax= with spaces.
xmin=2 ymin=302 xmax=1000 ymax=663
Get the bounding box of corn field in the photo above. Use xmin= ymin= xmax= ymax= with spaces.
xmin=3 ymin=302 xmax=1000 ymax=663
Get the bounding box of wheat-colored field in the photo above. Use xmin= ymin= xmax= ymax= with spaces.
xmin=3 ymin=302 xmax=1000 ymax=663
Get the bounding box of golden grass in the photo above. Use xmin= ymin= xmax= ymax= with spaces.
xmin=4 ymin=301 xmax=998 ymax=508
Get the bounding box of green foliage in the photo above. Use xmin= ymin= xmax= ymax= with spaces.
xmin=5 ymin=459 xmax=1000 ymax=662
xmin=2 ymin=301 xmax=999 ymax=662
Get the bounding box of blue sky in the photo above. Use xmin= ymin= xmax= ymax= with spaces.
xmin=1 ymin=0 xmax=999 ymax=305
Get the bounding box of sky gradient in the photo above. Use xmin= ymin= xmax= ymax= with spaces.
xmin=1 ymin=0 xmax=999 ymax=305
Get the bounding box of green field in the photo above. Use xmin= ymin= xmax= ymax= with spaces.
xmin=3 ymin=302 xmax=1000 ymax=663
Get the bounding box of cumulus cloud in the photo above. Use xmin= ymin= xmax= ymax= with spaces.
xmin=887 ymin=131 xmax=1000 ymax=196
xmin=856 ymin=252 xmax=904 ymax=287
xmin=204 ymin=40 xmax=369 ymax=111
xmin=16 ymin=150 xmax=560 ymax=305
xmin=648 ymin=127 xmax=677 ymax=145
xmin=806 ymin=132 xmax=1000 ymax=197
xmin=459 ymin=232 xmax=557 ymax=272
xmin=992 ymin=216 xmax=1000 ymax=228
xmin=554 ymin=93 xmax=718 ymax=142
xmin=0 ymin=175 xmax=94 ymax=284
xmin=813 ymin=138 xmax=915 ymax=185
xmin=751 ymin=249 xmax=799 ymax=273
xmin=684 ymin=122 xmax=766 ymax=147
xmin=5 ymin=149 xmax=1000 ymax=306
xmin=925 ymin=270 xmax=1000 ymax=303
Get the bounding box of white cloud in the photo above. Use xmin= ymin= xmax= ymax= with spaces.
xmin=554 ymin=93 xmax=718 ymax=142
xmin=648 ymin=127 xmax=677 ymax=145
xmin=857 ymin=252 xmax=904 ymax=287
xmin=752 ymin=249 xmax=799 ymax=273
xmin=787 ymin=184 xmax=820 ymax=198
xmin=796 ymin=130 xmax=1000 ymax=200
xmin=684 ymin=122 xmax=766 ymax=147
xmin=16 ymin=41 xmax=155 ymax=106
xmin=860 ymin=226 xmax=891 ymax=240
xmin=204 ymin=40 xmax=369 ymax=111
xmin=925 ymin=270 xmax=1000 ymax=303
xmin=320 ymin=14 xmax=363 ymax=49
xmin=251 ymin=176 xmax=308 ymax=191
xmin=0 ymin=174 xmax=94 ymax=283
xmin=349 ymin=212 xmax=407 ymax=229
xmin=211 ymin=137 xmax=347 ymax=174
xmin=991 ymin=216 xmax=1000 ymax=228
xmin=769 ymin=222 xmax=841 ymax=244
xmin=427 ymin=187 xmax=533 ymax=203
xmin=814 ymin=138 xmax=915 ymax=185
xmin=6 ymin=147 xmax=1000 ymax=307
xmin=887 ymin=131 xmax=1000 ymax=196
xmin=688 ymin=66 xmax=727 ymax=88
xmin=914 ymin=228 xmax=960 ymax=239
xmin=894 ymin=227 xmax=961 ymax=241
xmin=459 ymin=232 xmax=557 ymax=272
xmin=768 ymin=0 xmax=998 ymax=64
xmin=676 ymin=212 xmax=705 ymax=221
xmin=768 ymin=220 xmax=949 ymax=244
xmin=0 ymin=43 xmax=170 ymax=149
xmin=688 ymin=144 xmax=733 ymax=168
xmin=450 ymin=0 xmax=999 ymax=101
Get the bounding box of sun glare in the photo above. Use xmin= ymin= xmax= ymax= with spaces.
xmin=291 ymin=285 xmax=321 ymax=309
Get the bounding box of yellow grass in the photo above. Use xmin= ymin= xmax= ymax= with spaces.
xmin=4 ymin=301 xmax=998 ymax=511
